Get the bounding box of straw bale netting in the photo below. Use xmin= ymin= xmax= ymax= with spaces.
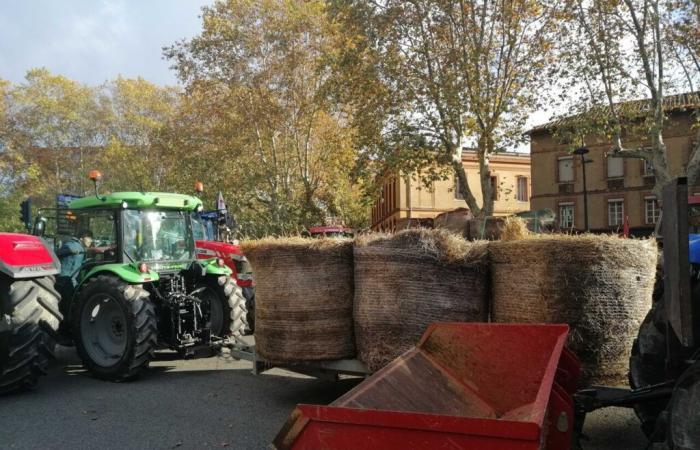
xmin=241 ymin=238 xmax=355 ymax=363
xmin=354 ymin=229 xmax=489 ymax=372
xmin=490 ymin=236 xmax=656 ymax=385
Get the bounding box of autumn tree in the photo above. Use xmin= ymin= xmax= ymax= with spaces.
xmin=165 ymin=0 xmax=367 ymax=235
xmin=99 ymin=77 xmax=181 ymax=192
xmin=332 ymin=0 xmax=561 ymax=217
xmin=563 ymin=0 xmax=699 ymax=197
xmin=3 ymin=69 xmax=109 ymax=204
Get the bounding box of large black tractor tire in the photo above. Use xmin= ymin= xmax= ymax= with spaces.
xmin=197 ymin=276 xmax=247 ymax=340
xmin=667 ymin=362 xmax=700 ymax=450
xmin=72 ymin=275 xmax=157 ymax=381
xmin=0 ymin=276 xmax=62 ymax=394
xmin=629 ymin=298 xmax=670 ymax=440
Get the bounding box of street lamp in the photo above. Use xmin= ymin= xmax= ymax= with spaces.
xmin=573 ymin=147 xmax=593 ymax=232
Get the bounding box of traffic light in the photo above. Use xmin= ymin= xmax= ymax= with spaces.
xmin=19 ymin=198 xmax=32 ymax=230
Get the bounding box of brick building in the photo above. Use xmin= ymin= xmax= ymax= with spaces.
xmin=528 ymin=92 xmax=700 ymax=234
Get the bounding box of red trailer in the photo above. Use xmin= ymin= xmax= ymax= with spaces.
xmin=274 ymin=322 xmax=580 ymax=450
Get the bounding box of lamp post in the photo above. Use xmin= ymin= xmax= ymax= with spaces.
xmin=573 ymin=147 xmax=592 ymax=232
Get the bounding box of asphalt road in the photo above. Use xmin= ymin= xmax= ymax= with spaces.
xmin=0 ymin=346 xmax=648 ymax=450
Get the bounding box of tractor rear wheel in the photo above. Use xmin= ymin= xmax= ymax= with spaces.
xmin=0 ymin=276 xmax=62 ymax=394
xmin=667 ymin=362 xmax=700 ymax=449
xmin=629 ymin=298 xmax=670 ymax=440
xmin=197 ymin=276 xmax=247 ymax=340
xmin=72 ymin=275 xmax=156 ymax=381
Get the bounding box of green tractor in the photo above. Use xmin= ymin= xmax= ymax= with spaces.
xmin=37 ymin=172 xmax=246 ymax=381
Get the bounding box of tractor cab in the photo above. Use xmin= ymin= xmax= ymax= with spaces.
xmin=54 ymin=191 xmax=206 ymax=286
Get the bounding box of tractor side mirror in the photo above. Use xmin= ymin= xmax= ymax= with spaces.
xmin=33 ymin=216 xmax=46 ymax=237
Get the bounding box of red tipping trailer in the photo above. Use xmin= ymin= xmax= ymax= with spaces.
xmin=274 ymin=322 xmax=580 ymax=450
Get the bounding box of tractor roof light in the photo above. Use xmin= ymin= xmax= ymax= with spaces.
xmin=89 ymin=170 xmax=102 ymax=182
xmin=88 ymin=169 xmax=105 ymax=201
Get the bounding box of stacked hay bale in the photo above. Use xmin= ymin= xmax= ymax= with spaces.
xmin=353 ymin=229 xmax=489 ymax=372
xmin=490 ymin=236 xmax=656 ymax=385
xmin=241 ymin=238 xmax=355 ymax=363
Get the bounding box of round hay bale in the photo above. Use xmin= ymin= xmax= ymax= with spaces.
xmin=241 ymin=238 xmax=355 ymax=363
xmin=489 ymin=236 xmax=656 ymax=386
xmin=354 ymin=229 xmax=489 ymax=372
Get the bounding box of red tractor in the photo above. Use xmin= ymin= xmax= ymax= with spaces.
xmin=0 ymin=233 xmax=62 ymax=393
xmin=191 ymin=184 xmax=255 ymax=333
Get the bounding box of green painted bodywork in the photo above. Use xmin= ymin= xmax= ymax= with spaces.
xmin=78 ymin=263 xmax=160 ymax=288
xmin=69 ymin=192 xmax=203 ymax=211
xmin=201 ymin=258 xmax=232 ymax=276
xmin=78 ymin=260 xmax=229 ymax=288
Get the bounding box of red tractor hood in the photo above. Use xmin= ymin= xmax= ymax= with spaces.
xmin=0 ymin=233 xmax=59 ymax=279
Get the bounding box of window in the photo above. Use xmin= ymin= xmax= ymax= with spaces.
xmin=517 ymin=177 xmax=529 ymax=202
xmin=607 ymin=155 xmax=624 ymax=178
xmin=642 ymin=159 xmax=654 ymax=177
xmin=74 ymin=210 xmax=118 ymax=263
xmin=608 ymin=199 xmax=624 ymax=227
xmin=454 ymin=176 xmax=464 ymax=200
xmin=645 ymin=197 xmax=660 ymax=224
xmin=559 ymin=202 xmax=574 ymax=229
xmin=558 ymin=156 xmax=574 ymax=182
xmin=490 ymin=176 xmax=499 ymax=200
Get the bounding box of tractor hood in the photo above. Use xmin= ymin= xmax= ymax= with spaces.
xmin=69 ymin=192 xmax=203 ymax=212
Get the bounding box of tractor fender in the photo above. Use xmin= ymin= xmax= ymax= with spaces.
xmin=0 ymin=233 xmax=59 ymax=279
xmin=78 ymin=263 xmax=160 ymax=289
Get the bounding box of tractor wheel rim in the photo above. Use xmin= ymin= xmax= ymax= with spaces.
xmin=80 ymin=294 xmax=127 ymax=368
xmin=201 ymin=287 xmax=223 ymax=337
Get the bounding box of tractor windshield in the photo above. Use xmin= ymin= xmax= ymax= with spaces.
xmin=122 ymin=209 xmax=194 ymax=262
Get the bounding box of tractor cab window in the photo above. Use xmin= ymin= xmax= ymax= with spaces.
xmin=191 ymin=213 xmax=215 ymax=241
xmin=74 ymin=210 xmax=118 ymax=263
xmin=123 ymin=209 xmax=194 ymax=263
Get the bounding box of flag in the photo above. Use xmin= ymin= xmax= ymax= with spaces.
xmin=216 ymin=191 xmax=227 ymax=213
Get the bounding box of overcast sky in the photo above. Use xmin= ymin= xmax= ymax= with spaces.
xmin=0 ymin=0 xmax=213 ymax=86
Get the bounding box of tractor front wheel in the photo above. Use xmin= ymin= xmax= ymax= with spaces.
xmin=72 ymin=275 xmax=156 ymax=381
xmin=0 ymin=276 xmax=62 ymax=394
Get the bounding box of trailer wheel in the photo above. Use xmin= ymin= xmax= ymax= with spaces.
xmin=629 ymin=298 xmax=669 ymax=440
xmin=668 ymin=363 xmax=700 ymax=450
xmin=0 ymin=276 xmax=62 ymax=394
xmin=197 ymin=276 xmax=247 ymax=339
xmin=72 ymin=275 xmax=156 ymax=381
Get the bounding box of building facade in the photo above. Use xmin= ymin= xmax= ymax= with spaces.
xmin=371 ymin=151 xmax=531 ymax=231
xmin=529 ymin=94 xmax=699 ymax=234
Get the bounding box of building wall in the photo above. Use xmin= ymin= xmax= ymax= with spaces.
xmin=530 ymin=111 xmax=697 ymax=233
xmin=371 ymin=152 xmax=531 ymax=231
